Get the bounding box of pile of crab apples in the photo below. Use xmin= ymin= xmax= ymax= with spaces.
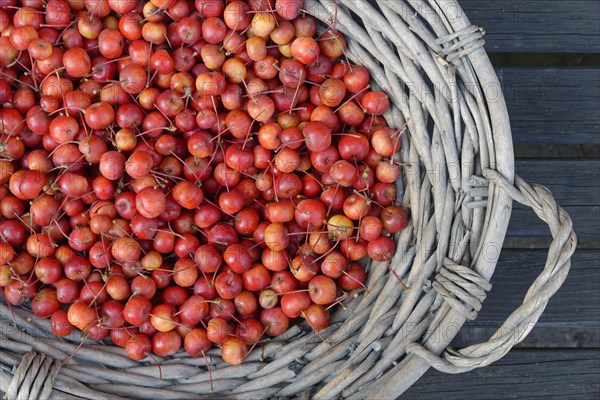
xmin=0 ymin=0 xmax=408 ymax=366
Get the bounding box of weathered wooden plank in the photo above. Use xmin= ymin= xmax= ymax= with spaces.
xmin=454 ymin=325 xmax=600 ymax=349
xmin=497 ymin=67 xmax=600 ymax=144
xmin=506 ymin=159 xmax=600 ymax=238
xmin=405 ymin=350 xmax=600 ymax=399
xmin=452 ymin=250 xmax=600 ymax=348
xmin=509 ymin=205 xmax=598 ymax=238
xmin=459 ymin=0 xmax=600 ymax=53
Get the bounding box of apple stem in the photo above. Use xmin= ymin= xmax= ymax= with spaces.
xmin=383 ymin=256 xmax=409 ymax=289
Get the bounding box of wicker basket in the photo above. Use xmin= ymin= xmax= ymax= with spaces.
xmin=0 ymin=1 xmax=577 ymax=399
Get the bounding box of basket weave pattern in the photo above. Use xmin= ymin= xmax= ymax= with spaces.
xmin=0 ymin=1 xmax=576 ymax=399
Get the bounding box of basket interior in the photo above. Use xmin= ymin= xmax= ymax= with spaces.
xmin=0 ymin=1 xmax=515 ymax=399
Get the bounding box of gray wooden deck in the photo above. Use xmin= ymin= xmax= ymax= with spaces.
xmin=408 ymin=0 xmax=600 ymax=397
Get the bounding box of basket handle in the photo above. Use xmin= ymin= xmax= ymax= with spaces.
xmin=406 ymin=169 xmax=577 ymax=373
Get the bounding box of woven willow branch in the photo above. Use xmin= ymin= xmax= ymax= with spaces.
xmin=403 ymin=172 xmax=577 ymax=370
xmin=0 ymin=1 xmax=575 ymax=399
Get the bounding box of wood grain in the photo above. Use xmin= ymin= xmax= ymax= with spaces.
xmin=405 ymin=350 xmax=600 ymax=399
xmin=506 ymin=159 xmax=600 ymax=238
xmin=496 ymin=68 xmax=600 ymax=144
xmin=459 ymin=0 xmax=600 ymax=53
xmin=452 ymin=250 xmax=600 ymax=348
